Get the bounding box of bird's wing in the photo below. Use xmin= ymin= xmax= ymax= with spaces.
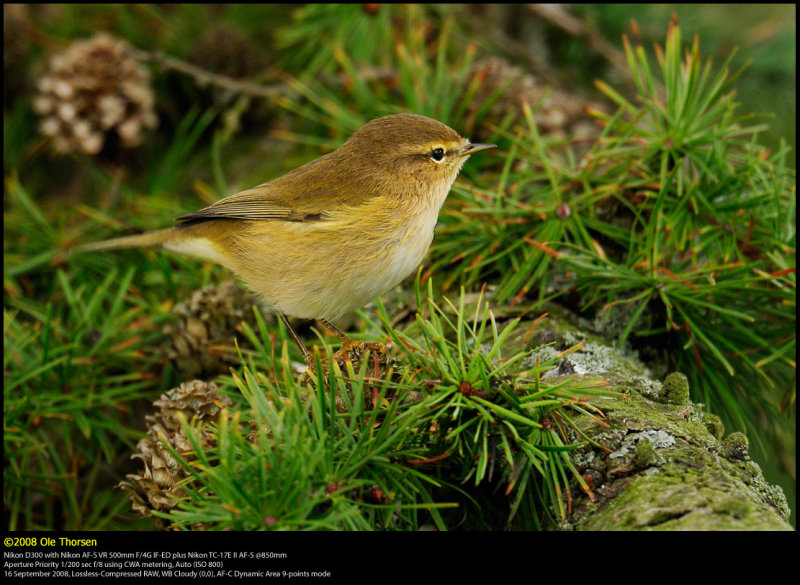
xmin=176 ymin=153 xmax=373 ymax=224
xmin=176 ymin=184 xmax=330 ymax=223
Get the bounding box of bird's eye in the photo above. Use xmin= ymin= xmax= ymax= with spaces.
xmin=430 ymin=148 xmax=445 ymax=162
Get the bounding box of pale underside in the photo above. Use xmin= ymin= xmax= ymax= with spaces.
xmin=165 ymin=189 xmax=447 ymax=320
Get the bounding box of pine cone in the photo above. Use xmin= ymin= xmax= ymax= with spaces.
xmin=162 ymin=281 xmax=270 ymax=379
xmin=119 ymin=380 xmax=234 ymax=528
xmin=188 ymin=26 xmax=275 ymax=131
xmin=468 ymin=57 xmax=603 ymax=143
xmin=191 ymin=26 xmax=269 ymax=81
xmin=33 ymin=32 xmax=158 ymax=155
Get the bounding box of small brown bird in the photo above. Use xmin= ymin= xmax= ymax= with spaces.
xmin=77 ymin=113 xmax=495 ymax=365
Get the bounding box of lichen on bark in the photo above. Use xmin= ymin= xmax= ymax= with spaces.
xmin=510 ymin=303 xmax=792 ymax=530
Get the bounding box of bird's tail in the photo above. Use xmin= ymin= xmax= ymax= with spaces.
xmin=71 ymin=227 xmax=178 ymax=254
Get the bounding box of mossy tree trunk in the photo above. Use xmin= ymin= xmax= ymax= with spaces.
xmin=505 ymin=305 xmax=792 ymax=531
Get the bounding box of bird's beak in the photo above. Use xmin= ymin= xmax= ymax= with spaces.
xmin=459 ymin=142 xmax=496 ymax=157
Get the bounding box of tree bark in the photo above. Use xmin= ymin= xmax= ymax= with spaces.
xmin=510 ymin=303 xmax=792 ymax=530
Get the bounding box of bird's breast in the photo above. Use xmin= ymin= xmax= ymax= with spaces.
xmin=380 ymin=206 xmax=438 ymax=282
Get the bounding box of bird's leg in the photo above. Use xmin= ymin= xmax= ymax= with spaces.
xmin=317 ymin=318 xmax=360 ymax=353
xmin=278 ymin=313 xmax=386 ymax=374
xmin=278 ymin=311 xmax=314 ymax=367
xmin=317 ymin=318 xmax=386 ymax=358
